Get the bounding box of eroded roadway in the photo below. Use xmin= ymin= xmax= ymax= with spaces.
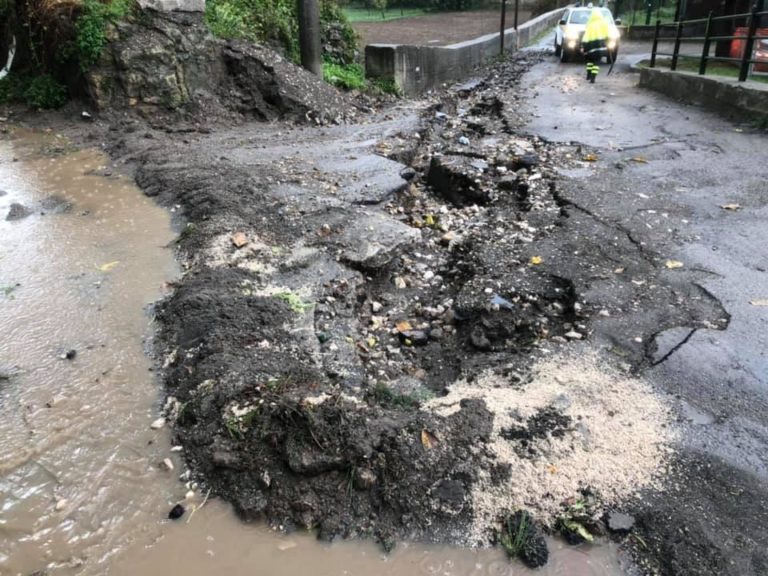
xmin=522 ymin=39 xmax=768 ymax=575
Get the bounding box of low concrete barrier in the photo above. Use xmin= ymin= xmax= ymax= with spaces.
xmin=365 ymin=6 xmax=567 ymax=95
xmin=639 ymin=66 xmax=768 ymax=120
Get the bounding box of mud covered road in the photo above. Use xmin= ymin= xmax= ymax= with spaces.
xmin=96 ymin=40 xmax=766 ymax=573
xmin=92 ymin=40 xmax=767 ymax=573
xmin=5 ymin=31 xmax=766 ymax=574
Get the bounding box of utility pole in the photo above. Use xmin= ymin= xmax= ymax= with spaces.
xmin=297 ymin=0 xmax=322 ymax=76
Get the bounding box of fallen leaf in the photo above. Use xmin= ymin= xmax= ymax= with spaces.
xmin=421 ymin=429 xmax=438 ymax=449
xmin=395 ymin=320 xmax=413 ymax=333
xmin=366 ymin=336 xmax=377 ymax=348
xmin=97 ymin=261 xmax=120 ymax=272
xmin=749 ymin=299 xmax=768 ymax=306
xmin=530 ymin=256 xmax=543 ymax=265
xmin=231 ymin=232 xmax=248 ymax=248
xmin=562 ymin=519 xmax=594 ymax=542
xmin=720 ymin=203 xmax=741 ymax=211
xmin=583 ymin=153 xmax=598 ymax=162
xmin=630 ymin=156 xmax=648 ymax=163
xmin=665 ymin=259 xmax=684 ymax=269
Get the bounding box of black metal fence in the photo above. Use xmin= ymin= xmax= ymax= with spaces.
xmin=650 ymin=6 xmax=768 ymax=81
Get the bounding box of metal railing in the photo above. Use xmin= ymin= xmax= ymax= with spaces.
xmin=650 ymin=6 xmax=768 ymax=81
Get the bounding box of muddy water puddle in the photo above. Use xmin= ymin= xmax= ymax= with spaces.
xmin=0 ymin=128 xmax=628 ymax=576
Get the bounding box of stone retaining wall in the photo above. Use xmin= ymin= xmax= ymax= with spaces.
xmin=639 ymin=66 xmax=768 ymax=120
xmin=365 ymin=6 xmax=568 ymax=95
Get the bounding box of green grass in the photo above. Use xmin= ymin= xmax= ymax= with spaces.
xmin=642 ymin=57 xmax=768 ymax=85
xmin=323 ymin=62 xmax=366 ymax=89
xmin=343 ymin=6 xmax=427 ymax=22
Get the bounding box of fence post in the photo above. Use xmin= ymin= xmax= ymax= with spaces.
xmin=699 ymin=11 xmax=713 ymax=75
xmin=499 ymin=0 xmax=507 ymax=55
xmin=650 ymin=19 xmax=661 ymax=67
xmin=671 ymin=20 xmax=683 ymax=70
xmin=738 ymin=6 xmax=759 ymax=81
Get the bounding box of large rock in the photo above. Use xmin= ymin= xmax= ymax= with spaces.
xmin=338 ymin=211 xmax=420 ymax=270
xmin=86 ymin=10 xmax=349 ymax=123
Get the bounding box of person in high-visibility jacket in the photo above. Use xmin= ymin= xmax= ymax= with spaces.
xmin=581 ymin=8 xmax=610 ymax=83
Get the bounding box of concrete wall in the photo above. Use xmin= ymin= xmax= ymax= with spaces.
xmin=639 ymin=66 xmax=768 ymax=120
xmin=365 ymin=6 xmax=568 ymax=95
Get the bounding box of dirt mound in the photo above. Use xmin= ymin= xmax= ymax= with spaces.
xmin=120 ymin=51 xmax=732 ymax=558
xmin=87 ymin=10 xmax=350 ymax=124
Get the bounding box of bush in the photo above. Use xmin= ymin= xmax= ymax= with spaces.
xmin=23 ymin=74 xmax=68 ymax=108
xmin=323 ymin=61 xmax=365 ymax=89
xmin=0 ymin=73 xmax=68 ymax=108
xmin=74 ymin=0 xmax=134 ymax=71
xmin=206 ymin=0 xmax=358 ymax=64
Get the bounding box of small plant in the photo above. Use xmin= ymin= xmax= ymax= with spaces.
xmin=275 ymin=290 xmax=313 ymax=313
xmin=371 ymin=77 xmax=402 ymax=97
xmin=556 ymin=490 xmax=602 ymax=544
xmin=323 ymin=62 xmax=366 ymax=90
xmin=224 ymin=416 xmax=244 ymax=440
xmin=498 ymin=510 xmax=549 ymax=568
xmin=175 ymin=222 xmax=196 ymax=244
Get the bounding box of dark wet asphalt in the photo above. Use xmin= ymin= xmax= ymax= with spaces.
xmin=522 ymin=36 xmax=768 ymax=574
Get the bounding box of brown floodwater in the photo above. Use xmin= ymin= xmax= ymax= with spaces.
xmin=0 ymin=128 xmax=630 ymax=576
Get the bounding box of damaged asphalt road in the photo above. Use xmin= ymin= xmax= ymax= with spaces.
xmin=525 ymin=47 xmax=768 ymax=575
xmin=86 ymin=42 xmax=768 ymax=575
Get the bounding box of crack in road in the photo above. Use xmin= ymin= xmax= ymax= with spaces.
xmin=650 ymin=327 xmax=698 ymax=367
xmin=551 ymin=184 xmax=658 ymax=264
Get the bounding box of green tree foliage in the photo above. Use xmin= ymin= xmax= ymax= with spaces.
xmin=206 ymin=0 xmax=358 ymax=64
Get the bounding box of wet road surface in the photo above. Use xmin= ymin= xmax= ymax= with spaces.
xmin=523 ymin=38 xmax=768 ymax=574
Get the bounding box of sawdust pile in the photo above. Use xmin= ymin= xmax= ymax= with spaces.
xmin=425 ymin=351 xmax=677 ymax=541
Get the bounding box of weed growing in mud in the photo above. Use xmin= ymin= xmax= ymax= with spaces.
xmin=224 ymin=416 xmax=246 ymax=440
xmin=368 ymin=382 xmax=434 ymax=409
xmin=174 ymin=223 xmax=196 ymax=244
xmin=275 ymin=290 xmax=313 ymax=313
xmin=499 ymin=510 xmax=549 ymax=569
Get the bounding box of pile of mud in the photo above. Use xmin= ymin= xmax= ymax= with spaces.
xmin=128 ymin=52 xmax=729 ymax=555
